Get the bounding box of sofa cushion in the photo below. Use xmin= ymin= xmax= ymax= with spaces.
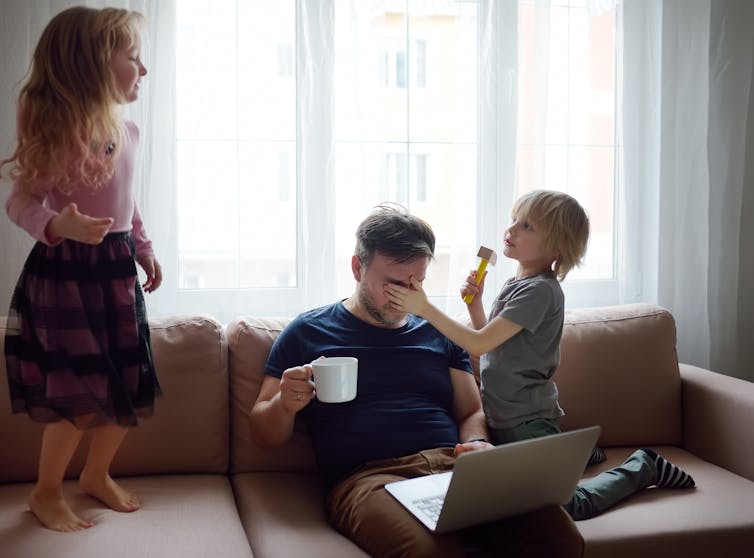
xmin=0 ymin=475 xmax=253 ymax=558
xmin=232 ymin=472 xmax=369 ymax=558
xmin=0 ymin=315 xmax=229 ymax=482
xmin=557 ymin=304 xmax=683 ymax=447
xmin=227 ymin=317 xmax=316 ymax=474
xmin=577 ymin=446 xmax=754 ymax=558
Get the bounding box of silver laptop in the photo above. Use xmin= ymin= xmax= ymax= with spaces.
xmin=385 ymin=425 xmax=601 ymax=533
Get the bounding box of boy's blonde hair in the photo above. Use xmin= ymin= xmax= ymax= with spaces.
xmin=0 ymin=7 xmax=144 ymax=194
xmin=511 ymin=189 xmax=590 ymax=281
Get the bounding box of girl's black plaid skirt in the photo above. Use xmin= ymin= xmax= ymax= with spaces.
xmin=4 ymin=232 xmax=161 ymax=428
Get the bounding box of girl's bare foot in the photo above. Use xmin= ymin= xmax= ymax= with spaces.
xmin=79 ymin=472 xmax=140 ymax=512
xmin=28 ymin=486 xmax=93 ymax=532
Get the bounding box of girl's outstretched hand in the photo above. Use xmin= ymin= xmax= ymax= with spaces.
xmin=384 ymin=276 xmax=429 ymax=316
xmin=137 ymin=254 xmax=163 ymax=293
xmin=46 ymin=202 xmax=114 ymax=244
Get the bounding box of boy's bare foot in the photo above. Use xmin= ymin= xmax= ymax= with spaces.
xmin=28 ymin=486 xmax=93 ymax=532
xmin=80 ymin=472 xmax=140 ymax=512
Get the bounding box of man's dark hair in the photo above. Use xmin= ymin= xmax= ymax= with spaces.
xmin=354 ymin=203 xmax=435 ymax=266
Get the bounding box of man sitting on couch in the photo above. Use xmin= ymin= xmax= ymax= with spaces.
xmin=249 ymin=204 xmax=583 ymax=558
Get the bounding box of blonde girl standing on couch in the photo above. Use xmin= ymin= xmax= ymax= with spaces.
xmin=385 ymin=189 xmax=695 ymax=520
xmin=1 ymin=7 xmax=161 ymax=531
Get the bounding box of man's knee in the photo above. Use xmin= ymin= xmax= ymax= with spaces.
xmin=328 ymin=483 xmax=465 ymax=558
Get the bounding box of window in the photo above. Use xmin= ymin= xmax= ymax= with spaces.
xmin=516 ymin=0 xmax=616 ymax=284
xmin=177 ymin=0 xmax=297 ymax=293
xmin=175 ymin=0 xmax=618 ymax=321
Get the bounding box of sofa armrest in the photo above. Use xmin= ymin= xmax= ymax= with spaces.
xmin=681 ymin=363 xmax=754 ymax=481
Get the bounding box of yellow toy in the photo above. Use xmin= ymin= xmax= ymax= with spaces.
xmin=463 ymin=245 xmax=497 ymax=304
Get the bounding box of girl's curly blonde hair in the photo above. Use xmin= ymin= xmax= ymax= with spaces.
xmin=511 ymin=189 xmax=590 ymax=281
xmin=1 ymin=7 xmax=144 ymax=194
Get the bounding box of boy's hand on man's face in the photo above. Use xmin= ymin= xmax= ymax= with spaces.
xmin=384 ymin=277 xmax=429 ymax=316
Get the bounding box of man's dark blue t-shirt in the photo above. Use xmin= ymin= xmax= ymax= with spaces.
xmin=264 ymin=302 xmax=473 ymax=485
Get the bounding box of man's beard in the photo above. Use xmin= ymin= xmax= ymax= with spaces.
xmin=358 ymin=288 xmax=404 ymax=327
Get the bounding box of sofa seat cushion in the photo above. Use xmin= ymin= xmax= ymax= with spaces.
xmin=232 ymin=472 xmax=368 ymax=558
xmin=578 ymin=446 xmax=754 ymax=558
xmin=0 ymin=475 xmax=252 ymax=558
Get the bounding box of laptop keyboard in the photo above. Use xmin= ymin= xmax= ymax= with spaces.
xmin=413 ymin=494 xmax=445 ymax=522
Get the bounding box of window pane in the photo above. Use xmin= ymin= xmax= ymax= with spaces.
xmin=239 ymin=141 xmax=297 ymax=288
xmin=177 ymin=0 xmax=296 ymax=290
xmin=333 ymin=0 xmax=478 ymax=297
xmin=177 ymin=140 xmax=239 ymax=289
xmin=238 ymin=0 xmax=296 ymax=140
xmin=517 ymin=0 xmax=616 ymax=281
xmin=176 ymin=0 xmax=238 ymax=140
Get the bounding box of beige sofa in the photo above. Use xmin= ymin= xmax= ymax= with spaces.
xmin=1 ymin=303 xmax=753 ymax=557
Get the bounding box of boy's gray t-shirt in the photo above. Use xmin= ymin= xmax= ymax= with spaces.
xmin=480 ymin=272 xmax=565 ymax=429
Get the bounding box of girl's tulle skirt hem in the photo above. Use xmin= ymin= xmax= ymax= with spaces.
xmin=3 ymin=232 xmax=161 ymax=428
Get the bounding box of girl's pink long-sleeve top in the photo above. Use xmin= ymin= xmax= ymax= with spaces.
xmin=5 ymin=120 xmax=153 ymax=257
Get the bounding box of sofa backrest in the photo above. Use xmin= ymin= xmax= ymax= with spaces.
xmin=0 ymin=315 xmax=230 ymax=483
xmin=556 ymin=303 xmax=683 ymax=447
xmin=227 ymin=304 xmax=684 ymax=473
xmin=227 ymin=316 xmax=316 ymax=474
xmin=0 ymin=303 xmax=685 ymax=481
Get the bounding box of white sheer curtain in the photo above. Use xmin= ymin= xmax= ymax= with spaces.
xmin=1 ymin=1 xmax=753 ymax=381
xmin=619 ymin=0 xmax=754 ymax=380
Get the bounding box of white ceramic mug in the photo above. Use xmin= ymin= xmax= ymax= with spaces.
xmin=311 ymin=357 xmax=358 ymax=403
